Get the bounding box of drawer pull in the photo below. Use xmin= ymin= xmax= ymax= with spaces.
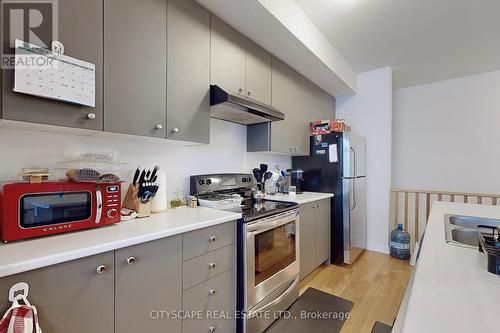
xmin=209 ymin=289 xmax=217 ymax=296
xmin=209 ymin=235 xmax=217 ymax=243
xmin=209 ymin=262 xmax=217 ymax=269
xmin=127 ymin=257 xmax=136 ymax=265
xmin=96 ymin=265 xmax=107 ymax=274
xmin=209 ymin=326 xmax=216 ymax=332
xmin=87 ymin=112 xmax=96 ymax=120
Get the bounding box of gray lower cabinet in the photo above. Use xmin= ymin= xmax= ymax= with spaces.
xmin=1 ymin=0 xmax=104 ymax=130
xmin=0 ymin=252 xmax=114 ymax=333
xmin=299 ymin=199 xmax=331 ymax=281
xmin=167 ymin=0 xmax=210 ymax=143
xmin=299 ymin=202 xmax=317 ymax=281
xmin=115 ymin=235 xmax=182 ymax=333
xmin=104 ymin=0 xmax=167 ymax=138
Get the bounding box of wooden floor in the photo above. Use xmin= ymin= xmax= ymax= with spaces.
xmin=299 ymin=251 xmax=413 ymax=333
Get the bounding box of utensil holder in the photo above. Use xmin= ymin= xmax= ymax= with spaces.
xmin=122 ymin=184 xmax=151 ymax=218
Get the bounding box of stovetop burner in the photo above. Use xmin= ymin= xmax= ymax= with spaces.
xmin=240 ymin=200 xmax=297 ymax=222
xmin=190 ymin=173 xmax=298 ymax=222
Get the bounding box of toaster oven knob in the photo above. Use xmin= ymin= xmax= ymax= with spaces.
xmin=107 ymin=208 xmax=119 ymax=219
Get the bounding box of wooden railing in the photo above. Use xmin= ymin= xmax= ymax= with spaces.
xmin=390 ymin=188 xmax=500 ymax=249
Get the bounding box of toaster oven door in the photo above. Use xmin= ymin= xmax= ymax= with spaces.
xmin=20 ymin=191 xmax=93 ymax=228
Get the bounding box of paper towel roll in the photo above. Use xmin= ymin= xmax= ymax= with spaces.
xmin=151 ymin=170 xmax=168 ymax=213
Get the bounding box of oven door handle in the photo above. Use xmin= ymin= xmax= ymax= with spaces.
xmin=95 ymin=186 xmax=103 ymax=224
xmin=247 ymin=275 xmax=299 ymax=319
xmin=246 ymin=209 xmax=299 ymax=234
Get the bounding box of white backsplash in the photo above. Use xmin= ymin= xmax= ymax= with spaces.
xmin=0 ymin=118 xmax=291 ymax=202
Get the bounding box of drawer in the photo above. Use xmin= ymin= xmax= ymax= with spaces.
xmin=183 ymin=244 xmax=235 ymax=290
xmin=183 ymin=268 xmax=235 ymax=313
xmin=183 ymin=269 xmax=235 ymax=333
xmin=183 ymin=222 xmax=235 ymax=260
xmin=182 ymin=317 xmax=235 ymax=333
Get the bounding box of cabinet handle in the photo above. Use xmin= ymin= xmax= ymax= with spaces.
xmin=155 ymin=124 xmax=163 ymax=130
xmin=126 ymin=256 xmax=136 ymax=265
xmin=87 ymin=113 xmax=96 ymax=120
xmin=209 ymin=235 xmax=217 ymax=243
xmin=238 ymin=87 xmax=244 ymax=94
xmin=246 ymin=90 xmax=252 ymax=97
xmin=96 ymin=265 xmax=107 ymax=274
xmin=209 ymin=262 xmax=217 ymax=269
xmin=209 ymin=326 xmax=216 ymax=332
xmin=317 ymin=203 xmax=321 ymax=208
xmin=171 ymin=127 xmax=179 ymax=134
xmin=209 ymin=289 xmax=217 ymax=296
xmin=312 ymin=204 xmax=317 ymax=209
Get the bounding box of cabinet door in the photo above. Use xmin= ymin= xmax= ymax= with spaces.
xmin=245 ymin=39 xmax=272 ymax=104
xmin=104 ymin=0 xmax=167 ymax=138
xmin=167 ymin=0 xmax=210 ymax=144
xmin=115 ymin=235 xmax=182 ymax=333
xmin=271 ymin=58 xmax=309 ymax=155
xmin=315 ymin=199 xmax=331 ymax=266
xmin=210 ymin=15 xmax=246 ymax=96
xmin=1 ymin=0 xmax=103 ymax=130
xmin=299 ymin=202 xmax=317 ymax=281
xmin=0 ymin=252 xmax=114 ymax=333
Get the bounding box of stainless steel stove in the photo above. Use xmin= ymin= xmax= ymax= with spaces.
xmin=190 ymin=173 xmax=300 ymax=333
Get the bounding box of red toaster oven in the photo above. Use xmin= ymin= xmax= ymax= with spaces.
xmin=0 ymin=182 xmax=121 ymax=242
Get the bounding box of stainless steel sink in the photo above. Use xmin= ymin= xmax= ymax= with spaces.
xmin=445 ymin=215 xmax=500 ymax=248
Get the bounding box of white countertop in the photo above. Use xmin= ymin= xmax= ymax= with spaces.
xmin=0 ymin=207 xmax=241 ymax=278
xmin=401 ymin=201 xmax=500 ymax=333
xmin=264 ymin=192 xmax=334 ymax=205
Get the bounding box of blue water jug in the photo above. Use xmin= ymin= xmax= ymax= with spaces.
xmin=390 ymin=224 xmax=411 ymax=260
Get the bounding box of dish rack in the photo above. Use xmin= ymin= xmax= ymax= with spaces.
xmin=58 ymin=151 xmax=128 ymax=183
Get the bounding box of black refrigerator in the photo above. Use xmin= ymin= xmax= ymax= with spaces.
xmin=293 ymin=131 xmax=367 ymax=265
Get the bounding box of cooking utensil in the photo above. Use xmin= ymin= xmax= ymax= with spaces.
xmin=253 ymin=168 xmax=263 ymax=184
xmin=260 ymin=164 xmax=268 ymax=174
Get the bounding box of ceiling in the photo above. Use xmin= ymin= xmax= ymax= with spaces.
xmin=295 ymin=0 xmax=500 ymax=89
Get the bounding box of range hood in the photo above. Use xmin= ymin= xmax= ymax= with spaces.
xmin=210 ymin=85 xmax=285 ymax=125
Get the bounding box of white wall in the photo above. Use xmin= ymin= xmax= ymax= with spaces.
xmin=393 ymin=69 xmax=500 ymax=194
xmin=0 ymin=119 xmax=291 ymax=202
xmin=336 ymin=67 xmax=393 ymax=253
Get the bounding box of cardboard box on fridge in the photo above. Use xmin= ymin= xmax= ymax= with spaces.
xmin=310 ymin=119 xmax=351 ymax=135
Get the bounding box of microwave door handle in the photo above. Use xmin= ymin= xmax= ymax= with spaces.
xmin=95 ymin=186 xmax=102 ymax=223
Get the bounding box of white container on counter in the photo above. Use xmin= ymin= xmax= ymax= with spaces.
xmin=151 ymin=170 xmax=167 ymax=213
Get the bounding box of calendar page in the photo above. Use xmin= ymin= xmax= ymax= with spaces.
xmin=13 ymin=40 xmax=96 ymax=107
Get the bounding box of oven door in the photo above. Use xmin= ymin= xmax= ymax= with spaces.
xmin=245 ymin=208 xmax=300 ymax=310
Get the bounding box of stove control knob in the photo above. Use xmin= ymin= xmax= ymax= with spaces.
xmin=206 ymin=179 xmax=212 ymax=185
xmin=199 ymin=179 xmax=205 ymax=185
xmin=248 ymin=177 xmax=252 ymax=182
xmin=242 ymin=178 xmax=247 ymax=183
xmin=107 ymin=209 xmax=119 ymax=219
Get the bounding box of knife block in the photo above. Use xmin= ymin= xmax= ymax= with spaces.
xmin=122 ymin=184 xmax=152 ymax=218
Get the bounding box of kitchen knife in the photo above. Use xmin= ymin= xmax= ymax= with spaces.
xmin=150 ymin=166 xmax=159 ymax=183
xmin=260 ymin=164 xmax=269 ymax=173
xmin=132 ymin=168 xmax=141 ymax=186
xmin=253 ymin=168 xmax=263 ymax=184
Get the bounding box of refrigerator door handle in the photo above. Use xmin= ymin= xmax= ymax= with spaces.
xmin=351 ymin=179 xmax=357 ymax=211
xmin=350 ymin=147 xmax=357 ymax=177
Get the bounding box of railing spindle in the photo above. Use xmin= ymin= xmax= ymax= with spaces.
xmin=404 ymin=192 xmax=409 ymax=229
xmin=414 ymin=193 xmax=419 ymax=243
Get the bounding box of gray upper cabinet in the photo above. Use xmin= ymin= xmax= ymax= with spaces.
xmin=210 ymin=15 xmax=246 ymax=96
xmin=270 ymin=58 xmax=307 ymax=155
xmin=104 ymin=0 xmax=167 ymax=138
xmin=0 ymin=252 xmax=114 ymax=333
xmin=245 ymin=39 xmax=272 ymax=104
xmin=248 ymin=57 xmax=335 ymax=156
xmin=167 ymin=0 xmax=210 ymax=144
xmin=211 ymin=15 xmax=272 ymax=104
xmin=1 ymin=0 xmax=104 ymax=130
xmin=115 ymin=236 xmax=182 ymax=333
